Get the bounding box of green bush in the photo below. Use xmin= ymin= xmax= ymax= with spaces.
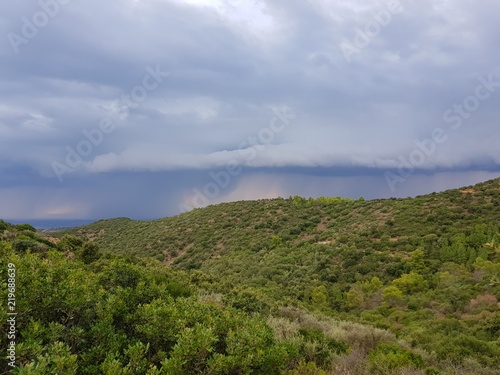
xmin=285 ymin=361 xmax=327 ymax=375
xmin=368 ymin=343 xmax=424 ymax=374
xmin=79 ymin=242 xmax=100 ymax=264
xmin=12 ymin=239 xmax=36 ymax=253
xmin=298 ymin=328 xmax=348 ymax=367
xmin=15 ymin=223 xmax=37 ymax=232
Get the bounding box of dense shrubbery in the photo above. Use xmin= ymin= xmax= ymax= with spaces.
xmin=1 ymin=236 xmax=298 ymax=373
xmin=2 ymin=177 xmax=500 ymax=373
xmin=0 ymin=225 xmax=476 ymax=374
xmin=368 ymin=343 xmax=424 ymax=374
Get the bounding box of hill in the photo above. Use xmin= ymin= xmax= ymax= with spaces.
xmin=1 ymin=177 xmax=499 ymax=374
xmin=66 ymin=178 xmax=500 ymax=264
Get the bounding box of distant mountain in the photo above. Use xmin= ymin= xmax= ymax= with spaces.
xmin=7 ymin=219 xmax=95 ymax=230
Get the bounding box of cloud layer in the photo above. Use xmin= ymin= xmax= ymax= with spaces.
xmin=1 ymin=0 xmax=499 ymax=219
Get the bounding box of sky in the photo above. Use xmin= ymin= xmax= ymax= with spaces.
xmin=1 ymin=0 xmax=499 ymax=220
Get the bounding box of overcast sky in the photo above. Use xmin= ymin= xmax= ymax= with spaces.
xmin=1 ymin=0 xmax=499 ymax=220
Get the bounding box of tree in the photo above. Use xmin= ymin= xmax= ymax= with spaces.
xmin=79 ymin=242 xmax=100 ymax=264
xmin=392 ymin=273 xmax=428 ymax=294
xmin=359 ymin=277 xmax=383 ymax=295
xmin=409 ymin=249 xmax=427 ymax=274
xmin=270 ymin=236 xmax=283 ymax=249
xmin=311 ymin=286 xmax=328 ymax=306
xmin=345 ymin=288 xmax=363 ymax=309
xmin=58 ymin=235 xmax=84 ymax=252
xmin=382 ymin=285 xmax=404 ymax=306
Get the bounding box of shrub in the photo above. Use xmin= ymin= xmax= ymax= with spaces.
xmin=16 ymin=342 xmax=78 ymax=374
xmin=392 ymin=272 xmax=429 ymax=294
xmin=12 ymin=239 xmax=48 ymax=254
xmin=285 ymin=361 xmax=327 ymax=375
xmin=368 ymin=343 xmax=424 ymax=374
xmin=161 ymin=324 xmax=217 ymax=375
xmin=15 ymin=223 xmax=37 ymax=232
xmin=79 ymin=242 xmax=100 ymax=264
xmin=58 ymin=235 xmax=84 ymax=252
xmin=223 ymin=289 xmax=270 ymax=314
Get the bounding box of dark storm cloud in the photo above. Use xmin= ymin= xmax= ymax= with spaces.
xmin=0 ymin=0 xmax=499 ymax=218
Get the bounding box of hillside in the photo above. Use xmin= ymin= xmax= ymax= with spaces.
xmin=66 ymin=178 xmax=500 ymax=265
xmin=2 ymin=177 xmax=499 ymax=374
xmin=64 ymin=178 xmax=500 ymax=368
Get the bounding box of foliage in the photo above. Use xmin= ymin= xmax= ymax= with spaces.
xmin=368 ymin=343 xmax=424 ymax=374
xmin=1 ymin=177 xmax=500 ymax=373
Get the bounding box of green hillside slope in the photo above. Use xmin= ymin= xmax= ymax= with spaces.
xmin=10 ymin=177 xmax=498 ymax=374
xmin=67 ymin=178 xmax=500 ymax=265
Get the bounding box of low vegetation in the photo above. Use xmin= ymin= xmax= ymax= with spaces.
xmin=1 ymin=177 xmax=499 ymax=374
